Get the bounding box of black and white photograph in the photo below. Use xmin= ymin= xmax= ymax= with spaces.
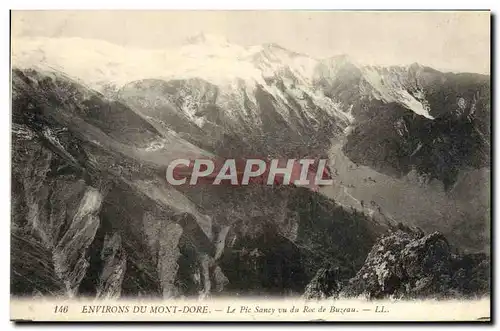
xmin=9 ymin=10 xmax=491 ymax=322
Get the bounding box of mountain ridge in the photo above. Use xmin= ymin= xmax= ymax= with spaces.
xmin=10 ymin=34 xmax=491 ymax=300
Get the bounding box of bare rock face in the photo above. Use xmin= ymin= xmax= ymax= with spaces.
xmin=339 ymin=230 xmax=490 ymax=299
xmin=142 ymin=212 xmax=184 ymax=298
xmin=11 ymin=127 xmax=106 ymax=297
xmin=97 ymin=233 xmax=126 ymax=299
xmin=11 ymin=69 xmax=178 ymax=299
xmin=303 ymin=267 xmax=341 ymax=300
xmin=341 ymin=230 xmax=417 ymax=299
xmin=53 ymin=186 xmax=104 ymax=297
xmin=158 ymin=223 xmax=184 ymax=298
xmin=211 ymin=266 xmax=229 ymax=293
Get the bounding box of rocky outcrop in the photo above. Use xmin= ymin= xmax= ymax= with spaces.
xmin=142 ymin=212 xmax=184 ymax=298
xmin=304 ymin=267 xmax=342 ymax=300
xmin=305 ymin=230 xmax=490 ymax=300
xmin=53 ymin=186 xmax=104 ymax=297
xmin=11 ymin=125 xmax=106 ymax=297
xmin=96 ymin=233 xmax=126 ymax=299
xmin=345 ymin=230 xmax=489 ymax=299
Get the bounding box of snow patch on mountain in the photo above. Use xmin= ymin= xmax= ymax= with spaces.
xmin=13 ymin=35 xmax=435 ymax=121
xmin=13 ymin=36 xmax=272 ymax=88
xmin=362 ymin=66 xmax=434 ymax=119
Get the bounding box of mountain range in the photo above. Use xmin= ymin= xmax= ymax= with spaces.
xmin=11 ymin=34 xmax=490 ymax=299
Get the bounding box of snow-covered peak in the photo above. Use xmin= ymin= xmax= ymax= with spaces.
xmin=11 ymin=36 xmax=262 ymax=88
xmin=12 ymin=36 xmax=169 ymax=90
xmin=314 ymin=54 xmax=362 ymax=80
xmin=11 ymin=36 xmax=437 ymax=120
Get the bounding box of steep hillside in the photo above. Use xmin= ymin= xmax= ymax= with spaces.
xmin=10 ymin=35 xmax=490 ymax=299
xmin=11 ymin=68 xmax=384 ymax=298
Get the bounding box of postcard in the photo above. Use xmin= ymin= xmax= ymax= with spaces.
xmin=10 ymin=10 xmax=491 ymax=322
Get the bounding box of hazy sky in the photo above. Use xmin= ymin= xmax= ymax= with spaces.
xmin=12 ymin=10 xmax=490 ymax=74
